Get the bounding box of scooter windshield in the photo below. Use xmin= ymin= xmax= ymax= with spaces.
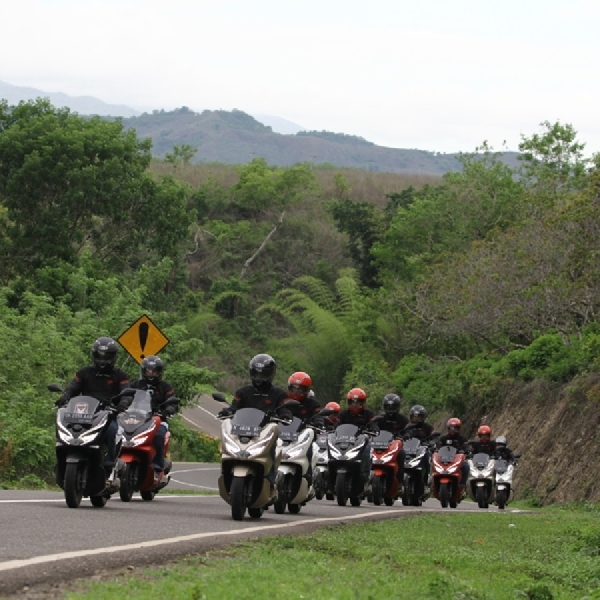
xmin=118 ymin=390 xmax=153 ymax=431
xmin=371 ymin=430 xmax=394 ymax=450
xmin=495 ymin=458 xmax=509 ymax=474
xmin=279 ymin=416 xmax=303 ymax=442
xmin=472 ymin=452 xmax=491 ymax=469
xmin=63 ymin=396 xmax=101 ymax=425
xmin=437 ymin=445 xmax=458 ymax=463
xmin=333 ymin=424 xmax=359 ymax=444
xmin=403 ymin=437 xmax=422 ymax=454
xmin=230 ymin=407 xmax=267 ymax=438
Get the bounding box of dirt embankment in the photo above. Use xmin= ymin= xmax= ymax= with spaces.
xmin=439 ymin=375 xmax=600 ymax=505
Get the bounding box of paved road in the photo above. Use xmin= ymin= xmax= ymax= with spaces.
xmin=181 ymin=394 xmax=223 ymax=439
xmin=0 ymin=462 xmax=525 ymax=596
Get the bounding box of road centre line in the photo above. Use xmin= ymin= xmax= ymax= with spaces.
xmin=0 ymin=509 xmax=405 ymax=572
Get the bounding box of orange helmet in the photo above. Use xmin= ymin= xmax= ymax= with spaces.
xmin=347 ymin=387 xmax=367 ymax=414
xmin=477 ymin=425 xmax=492 ymax=442
xmin=287 ymin=371 xmax=312 ymax=400
xmin=447 ymin=418 xmax=462 ymax=436
xmin=324 ymin=401 xmax=341 ymax=425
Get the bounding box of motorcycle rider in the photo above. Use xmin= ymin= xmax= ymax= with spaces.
xmin=54 ymin=336 xmax=131 ymax=484
xmin=402 ymin=404 xmax=436 ymax=487
xmin=338 ymin=387 xmax=379 ymax=485
xmin=323 ymin=401 xmax=341 ymax=431
xmin=130 ymin=355 xmax=180 ymax=484
xmin=468 ymin=425 xmax=497 ymax=455
xmin=371 ymin=393 xmax=408 ymax=488
xmin=217 ymin=353 xmax=290 ymax=493
xmin=437 ymin=417 xmax=470 ymax=496
xmin=285 ymin=371 xmax=323 ymax=485
xmin=494 ymin=435 xmax=516 ymax=463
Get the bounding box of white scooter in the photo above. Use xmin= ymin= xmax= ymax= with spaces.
xmin=467 ymin=452 xmax=496 ymax=509
xmin=273 ymin=416 xmax=318 ymax=514
xmin=313 ymin=430 xmax=330 ymax=500
xmin=494 ymin=454 xmax=520 ymax=509
xmin=213 ymin=393 xmax=293 ymax=521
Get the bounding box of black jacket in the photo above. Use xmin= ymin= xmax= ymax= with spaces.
xmin=288 ymin=395 xmax=322 ymax=425
xmin=59 ymin=365 xmax=130 ymax=407
xmin=339 ymin=408 xmax=377 ymax=430
xmin=371 ymin=413 xmax=409 ymax=436
xmin=130 ymin=379 xmax=179 ymax=416
xmin=403 ymin=421 xmax=435 ymax=441
xmin=467 ymin=440 xmax=497 ymax=456
xmin=230 ymin=384 xmax=289 ymax=413
xmin=437 ymin=433 xmax=468 ymax=451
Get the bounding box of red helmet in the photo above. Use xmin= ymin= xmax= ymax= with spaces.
xmin=477 ymin=425 xmax=492 ymax=442
xmin=287 ymin=371 xmax=312 ymax=400
xmin=324 ymin=401 xmax=341 ymax=425
xmin=347 ymin=387 xmax=367 ymax=414
xmin=447 ymin=418 xmax=462 ymax=436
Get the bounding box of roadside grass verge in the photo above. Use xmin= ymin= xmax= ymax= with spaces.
xmin=64 ymin=505 xmax=600 ymax=599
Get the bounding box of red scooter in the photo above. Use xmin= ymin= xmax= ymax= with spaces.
xmin=431 ymin=445 xmax=466 ymax=508
xmin=369 ymin=430 xmax=404 ymax=506
xmin=117 ymin=390 xmax=172 ymax=501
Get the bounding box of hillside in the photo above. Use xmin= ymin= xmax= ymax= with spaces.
xmin=120 ymin=107 xmax=474 ymax=175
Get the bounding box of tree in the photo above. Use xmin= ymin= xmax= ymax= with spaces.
xmin=0 ymin=98 xmax=192 ymax=281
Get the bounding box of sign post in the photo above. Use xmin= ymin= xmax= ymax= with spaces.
xmin=117 ymin=314 xmax=170 ymax=365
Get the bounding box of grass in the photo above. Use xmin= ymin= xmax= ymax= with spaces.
xmin=62 ymin=503 xmax=600 ymax=599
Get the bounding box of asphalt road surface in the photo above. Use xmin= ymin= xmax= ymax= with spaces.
xmin=180 ymin=393 xmax=223 ymax=439
xmin=0 ymin=461 xmax=525 ymax=596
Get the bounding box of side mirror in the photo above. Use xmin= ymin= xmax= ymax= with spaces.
xmin=514 ymin=453 xmax=521 ymax=459
xmin=212 ymin=392 xmax=227 ymax=403
xmin=47 ymin=383 xmax=63 ymax=393
xmin=281 ymin=399 xmax=301 ymax=409
xmin=319 ymin=408 xmax=334 ymax=417
xmin=119 ymin=388 xmax=137 ymax=397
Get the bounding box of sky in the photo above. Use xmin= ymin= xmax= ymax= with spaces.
xmin=1 ymin=0 xmax=599 ymax=154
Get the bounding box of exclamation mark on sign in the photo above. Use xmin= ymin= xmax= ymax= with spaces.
xmin=139 ymin=322 xmax=149 ymax=359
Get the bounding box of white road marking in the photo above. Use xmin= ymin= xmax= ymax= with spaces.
xmin=0 ymin=509 xmax=404 ymax=572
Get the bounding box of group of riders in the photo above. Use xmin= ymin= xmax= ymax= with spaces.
xmin=55 ymin=341 xmax=516 ymax=499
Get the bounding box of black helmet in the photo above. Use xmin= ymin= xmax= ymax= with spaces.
xmin=409 ymin=404 xmax=427 ymax=423
xmin=249 ymin=353 xmax=276 ymax=389
xmin=141 ymin=355 xmax=164 ymax=383
xmin=382 ymin=393 xmax=401 ymax=416
xmin=91 ymin=337 xmax=118 ymax=372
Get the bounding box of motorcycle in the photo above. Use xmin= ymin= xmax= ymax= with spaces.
xmin=117 ymin=389 xmax=174 ymax=502
xmin=213 ymin=393 xmax=294 ymax=521
xmin=494 ymin=454 xmax=520 ymax=510
xmin=49 ymin=383 xmax=133 ymax=508
xmin=369 ymin=430 xmax=404 ymax=506
xmin=273 ymin=416 xmax=318 ymax=514
xmin=401 ymin=436 xmax=433 ymax=506
xmin=431 ymin=444 xmax=466 ymax=509
xmin=327 ymin=423 xmax=373 ymax=507
xmin=467 ymin=452 xmax=496 ymax=509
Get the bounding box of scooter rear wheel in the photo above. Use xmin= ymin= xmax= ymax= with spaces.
xmin=90 ymin=494 xmax=108 ymax=507
xmin=64 ymin=462 xmax=85 ymax=508
xmin=248 ymin=507 xmax=264 ymax=519
xmin=288 ymin=503 xmax=301 ymax=514
xmin=141 ymin=490 xmax=155 ymax=501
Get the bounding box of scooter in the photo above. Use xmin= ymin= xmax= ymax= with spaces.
xmin=431 ymin=444 xmax=466 ymax=509
xmin=49 ymin=383 xmax=133 ymax=508
xmin=213 ymin=393 xmax=294 ymax=521
xmin=117 ymin=389 xmax=173 ymax=502
xmin=369 ymin=430 xmax=404 ymax=506
xmin=467 ymin=452 xmax=496 ymax=509
xmin=494 ymin=454 xmax=520 ymax=509
xmin=273 ymin=416 xmax=318 ymax=514
xmin=401 ymin=436 xmax=431 ymax=506
xmin=327 ymin=423 xmax=373 ymax=507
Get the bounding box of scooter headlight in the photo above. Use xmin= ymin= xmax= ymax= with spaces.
xmin=222 ymin=430 xmax=241 ymax=456
xmin=246 ymin=429 xmax=277 ymax=458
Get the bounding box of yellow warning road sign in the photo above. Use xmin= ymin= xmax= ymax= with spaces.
xmin=117 ymin=314 xmax=170 ymax=364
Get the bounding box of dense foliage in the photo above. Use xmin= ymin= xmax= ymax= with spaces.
xmin=1 ymin=97 xmax=599 ymax=485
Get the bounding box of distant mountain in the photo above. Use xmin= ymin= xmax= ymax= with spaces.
xmin=0 ymin=82 xmax=519 ymax=175
xmin=120 ymin=107 xmax=467 ymax=175
xmin=0 ymin=80 xmax=140 ymax=118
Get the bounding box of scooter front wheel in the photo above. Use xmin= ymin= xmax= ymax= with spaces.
xmin=335 ymin=472 xmax=349 ymax=506
xmin=64 ymin=462 xmax=85 ymax=508
xmin=476 ymin=486 xmax=488 ymax=509
xmin=439 ymin=482 xmax=450 ymax=508
xmin=119 ymin=463 xmax=137 ymax=502
xmin=496 ymin=489 xmax=507 ymax=510
xmin=230 ymin=476 xmax=247 ymax=520
xmin=372 ymin=476 xmax=383 ymax=506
